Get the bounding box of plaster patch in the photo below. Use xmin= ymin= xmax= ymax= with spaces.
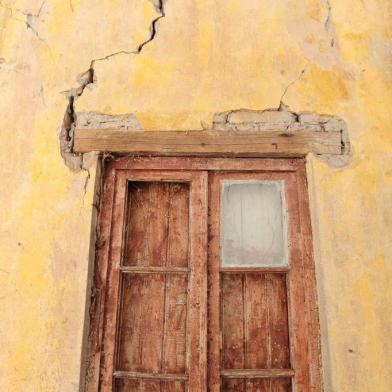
xmin=77 ymin=112 xmax=142 ymax=130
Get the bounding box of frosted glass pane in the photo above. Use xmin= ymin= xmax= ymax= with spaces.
xmin=221 ymin=181 xmax=288 ymax=267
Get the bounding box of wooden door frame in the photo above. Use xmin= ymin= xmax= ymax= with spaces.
xmin=84 ymin=157 xmax=322 ymax=392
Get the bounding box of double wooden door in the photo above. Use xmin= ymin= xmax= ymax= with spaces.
xmin=88 ymin=158 xmax=321 ymax=392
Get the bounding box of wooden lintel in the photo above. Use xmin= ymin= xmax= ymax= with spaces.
xmin=73 ymin=128 xmax=343 ymax=157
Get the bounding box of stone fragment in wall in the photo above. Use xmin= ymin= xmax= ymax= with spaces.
xmin=213 ymin=108 xmax=346 ymax=133
xmin=76 ymin=112 xmax=142 ymax=130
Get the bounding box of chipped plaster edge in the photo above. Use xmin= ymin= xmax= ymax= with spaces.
xmin=213 ymin=107 xmax=352 ymax=167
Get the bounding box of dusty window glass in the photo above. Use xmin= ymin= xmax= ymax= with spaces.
xmin=221 ymin=181 xmax=288 ymax=267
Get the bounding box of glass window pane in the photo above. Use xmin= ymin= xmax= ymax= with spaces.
xmin=221 ymin=181 xmax=288 ymax=267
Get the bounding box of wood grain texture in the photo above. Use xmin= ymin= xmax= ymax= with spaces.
xmin=283 ymin=174 xmax=312 ymax=391
xmin=109 ymin=157 xmax=302 ymax=172
xmin=116 ymin=176 xmax=196 ymax=383
xmin=221 ymin=378 xmax=291 ymax=392
xmin=88 ymin=170 xmax=208 ymax=392
xmin=115 ymin=378 xmax=186 ymax=392
xmin=124 ymin=182 xmax=189 ymax=267
xmin=186 ymin=171 xmax=208 ymax=391
xmin=220 ymin=369 xmax=294 ymax=378
xmin=74 ymin=128 xmax=343 ymax=157
xmin=268 ymin=274 xmax=290 ymax=369
xmin=99 ymin=173 xmax=128 ymax=391
xmin=244 ymin=273 xmax=268 ymax=369
xmin=221 ymin=274 xmax=245 ymax=369
xmin=221 ymin=273 xmax=290 ymax=371
xmin=221 ymin=378 xmax=292 ymax=392
xmin=119 ymin=273 xmax=164 ymax=372
xmin=162 ymin=274 xmax=188 ymax=374
xmin=117 ymin=273 xmax=188 ymax=373
xmin=207 ymin=173 xmax=223 ymax=392
xmin=85 ymin=166 xmax=117 ymax=392
xmin=208 ymin=169 xmax=322 ymax=392
xmin=208 ymin=172 xmax=293 ymax=392
xmin=297 ymin=165 xmax=323 ymax=390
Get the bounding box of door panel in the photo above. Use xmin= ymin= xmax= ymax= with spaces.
xmin=208 ymin=173 xmax=297 ymax=391
xmin=117 ymin=273 xmax=188 ymax=373
xmin=221 ymin=273 xmax=290 ymax=371
xmin=115 ymin=379 xmax=186 ymax=392
xmin=221 ymin=378 xmax=291 ymax=392
xmin=98 ymin=171 xmax=207 ymax=392
xmin=124 ymin=182 xmax=189 ymax=268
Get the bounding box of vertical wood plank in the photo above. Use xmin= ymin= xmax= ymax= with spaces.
xmin=161 ymin=380 xmax=186 ymax=392
xmin=267 ymin=274 xmax=290 ymax=369
xmin=272 ymin=378 xmax=292 ymax=392
xmin=245 ymin=378 xmax=291 ymax=392
xmin=284 ymin=174 xmax=311 ymax=391
xmin=221 ymin=273 xmax=245 ymax=369
xmin=208 ymin=173 xmax=222 ymax=392
xmin=162 ymin=274 xmax=188 ymax=374
xmin=167 ymin=184 xmax=190 ymax=268
xmin=244 ymin=273 xmax=268 ymax=369
xmin=85 ymin=165 xmax=116 ymax=392
xmin=221 ymin=379 xmax=246 ymax=392
xmin=115 ymin=378 xmax=140 ymax=391
xmin=100 ymin=173 xmax=128 ymax=391
xmin=143 ymin=380 xmax=161 ymax=392
xmin=116 ymin=379 xmax=186 ymax=392
xmin=187 ymin=171 xmax=208 ymax=392
xmin=245 ymin=378 xmax=270 ymax=392
xmin=297 ymin=165 xmax=323 ymax=390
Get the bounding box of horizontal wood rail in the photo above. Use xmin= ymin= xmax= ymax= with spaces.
xmin=219 ymin=267 xmax=290 ymax=273
xmin=73 ymin=128 xmax=343 ymax=157
xmin=113 ymin=371 xmax=189 ymax=381
xmin=119 ymin=266 xmax=189 ymax=274
xmin=220 ymin=369 xmax=295 ymax=379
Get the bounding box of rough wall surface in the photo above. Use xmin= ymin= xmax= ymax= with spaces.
xmin=0 ymin=1 xmax=391 ymax=391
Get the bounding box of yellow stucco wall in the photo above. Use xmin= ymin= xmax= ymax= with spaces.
xmin=0 ymin=0 xmax=391 ymax=391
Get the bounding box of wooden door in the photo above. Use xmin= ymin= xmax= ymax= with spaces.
xmin=87 ymin=158 xmax=321 ymax=392
xmin=208 ymin=171 xmax=320 ymax=392
xmin=97 ymin=170 xmax=207 ymax=391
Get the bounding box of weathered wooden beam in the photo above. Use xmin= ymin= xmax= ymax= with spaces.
xmin=73 ymin=128 xmax=343 ymax=157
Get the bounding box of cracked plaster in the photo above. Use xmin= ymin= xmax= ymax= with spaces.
xmin=60 ymin=0 xmax=165 ymax=171
xmin=1 ymin=1 xmax=392 ymax=391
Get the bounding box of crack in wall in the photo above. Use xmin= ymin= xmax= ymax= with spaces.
xmin=279 ymin=63 xmax=308 ymax=109
xmin=60 ymin=0 xmax=166 ymax=172
xmin=323 ymin=0 xmax=336 ymax=48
